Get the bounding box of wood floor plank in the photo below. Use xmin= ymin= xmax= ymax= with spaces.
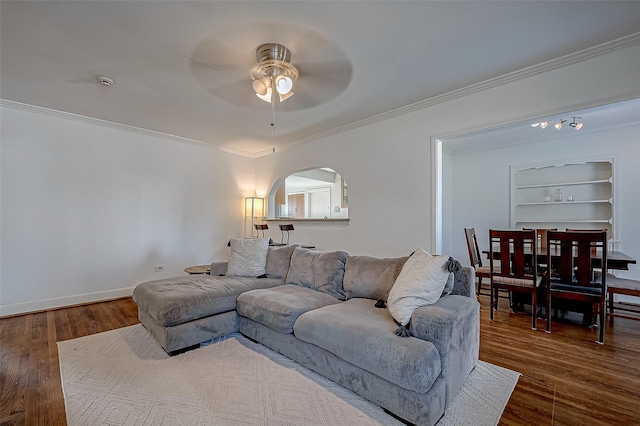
xmin=1 ymin=295 xmax=640 ymax=425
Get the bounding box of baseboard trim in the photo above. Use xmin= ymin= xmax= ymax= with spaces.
xmin=0 ymin=287 xmax=135 ymax=318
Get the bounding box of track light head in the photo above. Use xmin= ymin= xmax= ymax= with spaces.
xmin=569 ymin=117 xmax=583 ymax=130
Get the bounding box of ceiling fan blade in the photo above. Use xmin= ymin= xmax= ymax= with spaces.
xmin=190 ymin=21 xmax=354 ymax=110
xmin=190 ymin=39 xmax=253 ymax=78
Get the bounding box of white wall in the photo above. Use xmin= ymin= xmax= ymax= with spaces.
xmin=255 ymin=42 xmax=640 ymax=259
xmin=448 ymin=123 xmax=640 ymax=281
xmin=3 ymin=40 xmax=640 ymax=315
xmin=256 ymin=115 xmax=432 ymax=257
xmin=0 ymin=104 xmax=254 ymax=316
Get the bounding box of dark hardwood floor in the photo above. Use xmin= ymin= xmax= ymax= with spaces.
xmin=1 ymin=295 xmax=639 ymax=425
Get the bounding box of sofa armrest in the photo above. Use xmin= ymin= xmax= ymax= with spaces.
xmin=210 ymin=262 xmax=228 ymax=276
xmin=410 ymin=295 xmax=480 ymax=406
xmin=451 ymin=266 xmax=476 ymax=299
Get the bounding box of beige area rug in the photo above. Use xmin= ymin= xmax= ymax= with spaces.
xmin=58 ymin=325 xmax=519 ymax=426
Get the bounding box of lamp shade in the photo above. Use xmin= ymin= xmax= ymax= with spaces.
xmin=256 ymin=86 xmax=272 ymax=103
xmin=252 ymin=76 xmax=270 ymax=96
xmin=245 ymin=197 xmax=264 ymax=218
xmin=275 ymin=75 xmax=293 ymax=94
xmin=278 ymin=91 xmax=294 ymax=102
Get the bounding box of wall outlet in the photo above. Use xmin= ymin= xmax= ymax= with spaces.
xmin=155 ymin=265 xmax=165 ymax=272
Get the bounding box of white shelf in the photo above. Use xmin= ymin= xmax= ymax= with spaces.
xmin=517 ymin=199 xmax=611 ymax=206
xmin=510 ymin=158 xmax=614 ymax=236
xmin=516 ymin=219 xmax=612 ymax=224
xmin=516 ymin=179 xmax=610 ymax=189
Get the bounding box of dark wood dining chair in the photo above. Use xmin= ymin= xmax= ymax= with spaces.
xmin=545 ymin=230 xmax=608 ymax=344
xmin=489 ymin=229 xmax=541 ymax=330
xmin=464 ymin=228 xmax=492 ymax=296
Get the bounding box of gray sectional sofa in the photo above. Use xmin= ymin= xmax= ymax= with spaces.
xmin=133 ymin=244 xmax=480 ymax=426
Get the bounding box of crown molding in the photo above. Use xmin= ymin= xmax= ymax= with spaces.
xmin=0 ymin=99 xmax=261 ymax=157
xmin=276 ymin=32 xmax=640 ymax=153
xmin=4 ymin=31 xmax=640 ymax=159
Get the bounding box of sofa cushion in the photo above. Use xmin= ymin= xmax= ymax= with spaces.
xmin=133 ymin=275 xmax=283 ymax=327
xmin=226 ymin=238 xmax=270 ymax=277
xmin=343 ymin=255 xmax=408 ymax=301
xmin=387 ymin=249 xmax=451 ymax=327
xmin=294 ymin=298 xmax=441 ymax=393
xmin=285 ymin=248 xmax=349 ymax=300
xmin=237 ymin=285 xmax=342 ymax=334
xmin=265 ymin=244 xmax=299 ymax=279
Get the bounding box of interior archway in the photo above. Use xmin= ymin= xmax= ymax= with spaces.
xmin=268 ymin=167 xmax=348 ymax=219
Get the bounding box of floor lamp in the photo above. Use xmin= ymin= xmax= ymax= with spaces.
xmin=245 ymin=197 xmax=264 ymax=238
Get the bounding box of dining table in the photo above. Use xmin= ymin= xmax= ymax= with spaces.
xmin=482 ymin=246 xmax=637 ymax=271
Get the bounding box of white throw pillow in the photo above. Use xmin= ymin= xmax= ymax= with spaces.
xmin=226 ymin=238 xmax=270 ymax=277
xmin=387 ymin=249 xmax=450 ymax=326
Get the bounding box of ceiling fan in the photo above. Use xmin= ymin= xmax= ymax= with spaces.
xmin=190 ymin=23 xmax=353 ymax=111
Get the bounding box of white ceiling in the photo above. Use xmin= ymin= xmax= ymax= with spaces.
xmin=2 ymin=1 xmax=640 ymax=156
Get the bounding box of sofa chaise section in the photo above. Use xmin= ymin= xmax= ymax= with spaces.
xmin=133 ymin=274 xmax=283 ymax=353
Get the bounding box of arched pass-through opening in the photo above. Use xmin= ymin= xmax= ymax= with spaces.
xmin=267 ymin=167 xmax=349 ymax=221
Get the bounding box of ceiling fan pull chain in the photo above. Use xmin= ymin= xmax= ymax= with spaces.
xmin=271 ymin=82 xmax=276 ymax=153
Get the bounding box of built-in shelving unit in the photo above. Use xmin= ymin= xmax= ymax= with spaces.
xmin=510 ymin=158 xmax=615 ymax=238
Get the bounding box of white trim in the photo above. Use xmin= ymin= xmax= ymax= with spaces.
xmin=0 ymin=287 xmax=135 ymax=318
xmin=264 ymin=32 xmax=640 ymax=156
xmin=6 ymin=32 xmax=639 ymax=160
xmin=430 ymin=138 xmax=443 ymax=254
xmin=0 ymin=99 xmax=256 ymax=157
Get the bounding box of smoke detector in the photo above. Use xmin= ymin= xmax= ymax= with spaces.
xmin=97 ymin=75 xmax=115 ymax=87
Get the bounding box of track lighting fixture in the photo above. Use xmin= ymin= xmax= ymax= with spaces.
xmin=531 ymin=116 xmax=583 ymax=131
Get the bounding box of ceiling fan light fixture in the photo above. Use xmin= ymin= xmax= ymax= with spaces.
xmin=278 ymin=90 xmax=294 ymax=102
xmin=275 ymin=75 xmax=293 ymax=95
xmin=256 ymin=86 xmax=272 ymax=103
xmin=252 ymin=76 xmax=271 ymax=96
xmin=250 ymin=43 xmax=298 ymax=104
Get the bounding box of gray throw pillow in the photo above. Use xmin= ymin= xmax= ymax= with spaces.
xmin=285 ymin=248 xmax=349 ymax=300
xmin=343 ymin=255 xmax=409 ymax=301
xmin=226 ymin=238 xmax=270 ymax=277
xmin=265 ymin=244 xmax=300 ymax=279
